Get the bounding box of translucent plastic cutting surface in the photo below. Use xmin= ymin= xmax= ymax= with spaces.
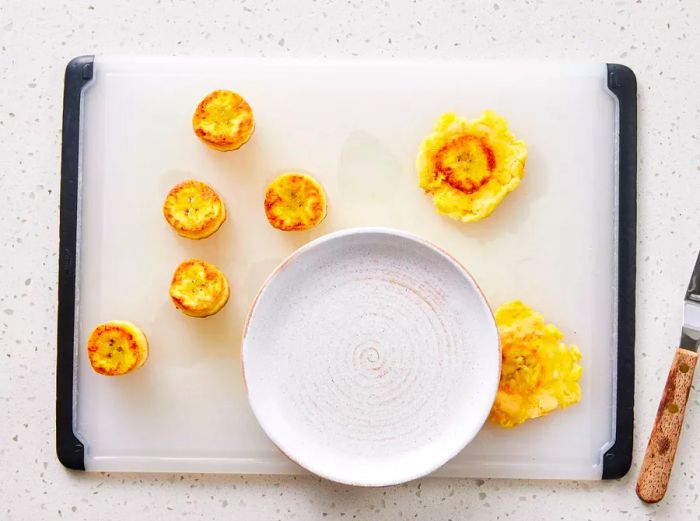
xmin=76 ymin=57 xmax=616 ymax=479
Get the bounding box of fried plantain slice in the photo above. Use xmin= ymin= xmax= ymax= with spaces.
xmin=192 ymin=90 xmax=255 ymax=151
xmin=169 ymin=259 xmax=230 ymax=318
xmin=163 ymin=179 xmax=226 ymax=240
xmin=264 ymin=172 xmax=327 ymax=231
xmin=417 ymin=111 xmax=527 ymax=222
xmin=87 ymin=320 xmax=149 ymax=376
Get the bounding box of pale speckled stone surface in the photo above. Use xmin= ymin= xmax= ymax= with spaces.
xmin=1 ymin=0 xmax=699 ymax=519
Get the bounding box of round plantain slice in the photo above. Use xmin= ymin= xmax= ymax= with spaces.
xmin=264 ymin=172 xmax=327 ymax=231
xmin=169 ymin=259 xmax=230 ymax=318
xmin=87 ymin=320 xmax=149 ymax=376
xmin=192 ymin=90 xmax=255 ymax=151
xmin=163 ymin=179 xmax=226 ymax=240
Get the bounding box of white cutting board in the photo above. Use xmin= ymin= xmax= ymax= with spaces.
xmin=75 ymin=57 xmax=617 ymax=479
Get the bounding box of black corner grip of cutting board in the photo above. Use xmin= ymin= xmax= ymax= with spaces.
xmin=601 ymin=64 xmax=637 ymax=480
xmin=57 ymin=55 xmax=94 ymax=471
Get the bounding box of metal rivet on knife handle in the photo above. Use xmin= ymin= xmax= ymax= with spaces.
xmin=636 ymin=348 xmax=698 ymax=503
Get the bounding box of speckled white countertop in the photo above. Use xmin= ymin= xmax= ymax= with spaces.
xmin=1 ymin=0 xmax=700 ymax=519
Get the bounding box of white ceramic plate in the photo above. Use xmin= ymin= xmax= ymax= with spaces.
xmin=242 ymin=228 xmax=500 ymax=486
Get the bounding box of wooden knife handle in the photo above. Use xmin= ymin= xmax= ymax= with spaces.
xmin=637 ymin=348 xmax=698 ymax=503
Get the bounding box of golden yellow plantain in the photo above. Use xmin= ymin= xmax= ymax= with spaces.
xmin=163 ymin=179 xmax=226 ymax=240
xmin=87 ymin=321 xmax=149 ymax=376
xmin=169 ymin=259 xmax=230 ymax=318
xmin=192 ymin=90 xmax=255 ymax=151
xmin=264 ymin=172 xmax=327 ymax=231
xmin=417 ymin=111 xmax=527 ymax=223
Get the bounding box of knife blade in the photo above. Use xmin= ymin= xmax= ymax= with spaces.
xmin=637 ymin=250 xmax=700 ymax=503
